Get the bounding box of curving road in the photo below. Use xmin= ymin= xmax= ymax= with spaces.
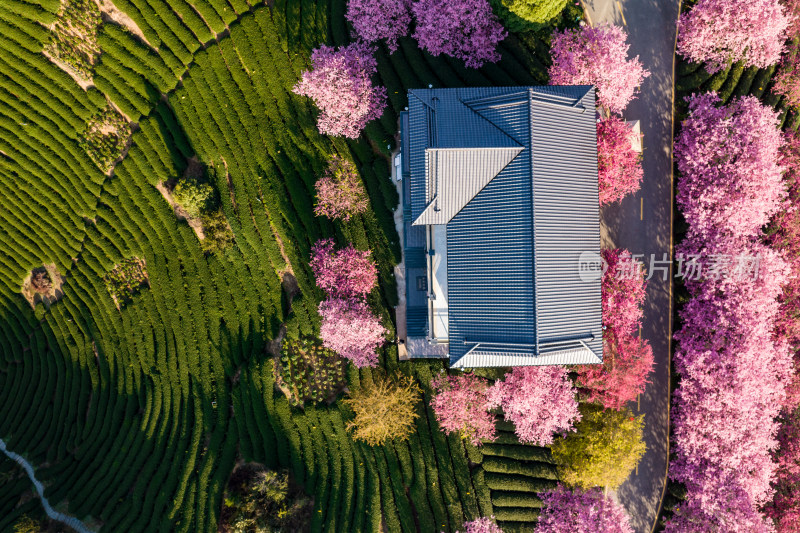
xmin=580 ymin=0 xmax=681 ymax=531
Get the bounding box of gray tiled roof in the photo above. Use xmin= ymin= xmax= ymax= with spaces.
xmin=406 ymin=86 xmax=603 ymax=368
xmin=414 ymin=147 xmax=523 ymax=225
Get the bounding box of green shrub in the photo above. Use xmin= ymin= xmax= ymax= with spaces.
xmin=200 ymin=210 xmax=235 ymax=254
xmin=79 ymin=105 xmax=131 ymax=172
xmin=173 ymin=178 xmax=215 ymax=218
xmin=218 ymin=463 xmax=312 ymax=533
xmin=44 ymin=0 xmax=101 ymax=79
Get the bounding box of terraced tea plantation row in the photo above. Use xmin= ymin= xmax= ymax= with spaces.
xmin=0 ymin=0 xmax=567 ymax=531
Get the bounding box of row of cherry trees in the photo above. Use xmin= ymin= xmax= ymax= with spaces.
xmin=668 ymin=1 xmax=800 ymax=529
xmin=764 ymin=133 xmax=800 ymax=530
xmin=549 ymin=24 xmax=648 ymax=204
xmin=667 ymin=95 xmax=793 ymax=532
xmin=294 ymin=0 xmax=508 ymax=138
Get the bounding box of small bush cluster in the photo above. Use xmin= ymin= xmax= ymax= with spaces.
xmin=314 ymin=155 xmax=369 ymax=221
xmin=80 ymin=105 xmax=132 ymax=172
xmin=103 ymin=257 xmax=148 ymax=305
xmin=44 ymin=0 xmax=101 ymax=79
xmin=277 ymin=336 xmax=347 ymax=406
xmin=219 ymin=464 xmax=311 ymax=533
xmin=171 ymin=175 xmax=234 ymax=254
xmin=29 ymin=267 xmax=52 ymax=295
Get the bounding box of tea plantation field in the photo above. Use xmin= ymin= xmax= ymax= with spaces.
xmin=0 ymin=1 xmax=571 ymax=531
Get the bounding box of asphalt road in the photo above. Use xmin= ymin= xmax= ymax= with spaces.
xmin=580 ymin=1 xmax=681 ymax=531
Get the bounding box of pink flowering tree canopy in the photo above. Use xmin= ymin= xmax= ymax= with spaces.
xmin=487 ymin=366 xmax=581 ymax=446
xmin=675 ymin=92 xmax=786 ymax=242
xmin=346 ymin=0 xmax=411 ymax=53
xmin=576 ymin=248 xmax=652 ymax=410
xmin=597 ymin=115 xmax=643 ymax=205
xmin=319 ymin=298 xmax=386 ymax=367
xmin=763 ymin=408 xmax=800 ymax=532
xmin=314 ymin=155 xmax=369 ymax=221
xmin=599 ymin=248 xmax=646 ymax=336
xmin=577 ymin=333 xmax=654 ymax=411
xmin=535 ymin=485 xmax=634 ymax=533
xmin=773 ymin=44 xmax=800 ymax=111
xmin=677 ymin=0 xmax=792 ymax=74
xmin=671 ymin=235 xmax=791 ymax=513
xmin=412 ymin=0 xmax=506 ymax=69
xmin=459 ymin=517 xmax=503 ymax=533
xmin=548 ymin=24 xmax=649 ymax=114
xmin=293 ymin=43 xmax=387 ymax=138
xmin=430 ymin=373 xmax=497 ymax=446
xmin=310 ymin=238 xmax=378 ymax=300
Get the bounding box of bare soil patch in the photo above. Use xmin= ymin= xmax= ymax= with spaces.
xmin=21 ymin=264 xmax=65 ymax=308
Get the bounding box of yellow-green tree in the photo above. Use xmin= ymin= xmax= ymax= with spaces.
xmin=551 ymin=404 xmax=645 ymax=489
xmin=13 ymin=516 xmax=40 ymax=533
xmin=490 ymin=0 xmax=568 ymax=32
xmin=343 ymin=374 xmax=421 ymax=446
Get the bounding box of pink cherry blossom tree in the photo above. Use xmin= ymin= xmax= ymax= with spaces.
xmin=346 ymin=0 xmax=412 ymax=53
xmin=576 ymin=248 xmax=652 ymax=410
xmin=548 ymin=24 xmax=649 ymax=114
xmin=577 ymin=333 xmax=653 ymax=410
xmin=458 ymin=517 xmax=503 ymax=533
xmin=600 ymin=248 xmax=646 ymax=336
xmin=314 ymin=155 xmax=369 ymax=221
xmin=677 ymin=0 xmax=792 ymax=74
xmin=293 ymin=42 xmax=387 ymax=138
xmin=664 ymin=482 xmax=777 ymax=533
xmin=668 ymin=235 xmax=792 ymax=527
xmin=535 ymin=485 xmax=634 ymax=533
xmin=675 ymin=92 xmax=786 ymax=242
xmin=487 ymin=366 xmax=581 ymax=446
xmin=412 ymin=0 xmax=506 ymax=69
xmin=597 ymin=115 xmax=643 ymax=205
xmin=764 ymin=407 xmax=800 ymax=532
xmin=773 ymin=47 xmax=800 ymax=110
xmin=666 ymin=86 xmax=796 ymax=529
xmin=310 ymin=239 xmax=378 ymax=299
xmin=319 ymin=298 xmax=387 ymax=367
xmin=430 ymin=373 xmax=497 ymax=446
xmin=771 ymin=132 xmax=800 ymax=411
